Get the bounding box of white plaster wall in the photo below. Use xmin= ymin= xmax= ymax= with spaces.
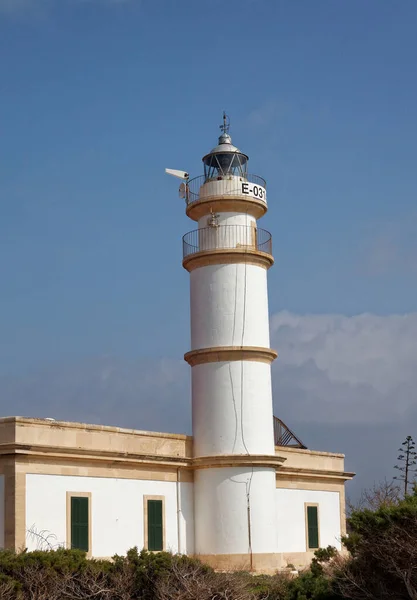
xmin=25 ymin=474 xmax=194 ymax=557
xmin=199 ymin=178 xmax=267 ymax=208
xmin=190 ymin=264 xmax=270 ymax=350
xmin=194 ymin=467 xmax=278 ymax=555
xmin=192 ymin=361 xmax=275 ymax=456
xmin=197 ymin=212 xmax=256 ymax=229
xmin=276 ymin=489 xmax=342 ymax=552
xmin=0 ymin=475 xmax=4 ymax=548
xmin=192 ymin=223 xmax=259 ymax=256
xmin=179 ymin=481 xmax=194 ymax=555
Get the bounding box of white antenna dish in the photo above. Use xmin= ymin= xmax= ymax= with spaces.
xmin=165 ymin=168 xmax=189 ymax=180
xmin=179 ymin=182 xmax=187 ymax=199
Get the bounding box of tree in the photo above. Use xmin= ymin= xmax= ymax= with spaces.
xmin=332 ymin=491 xmax=417 ymax=600
xmin=394 ymin=435 xmax=417 ymax=496
xmin=346 ymin=479 xmax=401 ymax=516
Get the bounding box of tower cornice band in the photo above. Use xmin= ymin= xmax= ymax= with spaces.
xmin=186 ymin=196 xmax=267 ymax=221
xmin=184 ymin=345 xmax=278 ymax=366
xmin=182 ymin=248 xmax=274 ymax=272
xmin=191 ymin=454 xmax=286 ymax=470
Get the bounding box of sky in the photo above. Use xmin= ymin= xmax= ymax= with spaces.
xmin=1 ymin=0 xmax=417 ymax=499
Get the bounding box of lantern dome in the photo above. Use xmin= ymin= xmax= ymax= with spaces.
xmin=202 ymin=113 xmax=248 ymax=180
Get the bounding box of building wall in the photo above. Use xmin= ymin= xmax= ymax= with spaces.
xmin=276 ymin=488 xmax=342 ymax=553
xmin=0 ymin=418 xmax=352 ymax=571
xmin=22 ymin=471 xmax=343 ymax=565
xmin=25 ymin=474 xmax=194 ymax=557
xmin=0 ymin=475 xmax=4 ymax=548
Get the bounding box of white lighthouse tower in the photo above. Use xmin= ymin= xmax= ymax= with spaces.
xmin=170 ymin=115 xmax=283 ymax=572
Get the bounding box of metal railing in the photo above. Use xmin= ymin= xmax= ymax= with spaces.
xmin=185 ymin=174 xmax=267 ymax=206
xmin=273 ymin=417 xmax=307 ymax=449
xmin=183 ymin=224 xmax=272 ymax=259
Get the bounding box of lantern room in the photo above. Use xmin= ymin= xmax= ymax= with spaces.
xmin=202 ymin=113 xmax=248 ymax=181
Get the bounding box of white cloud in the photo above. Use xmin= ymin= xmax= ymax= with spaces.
xmin=271 ymin=311 xmax=417 ymax=425
xmin=1 ymin=311 xmax=415 ymax=432
xmin=0 ymin=312 xmax=415 ymax=493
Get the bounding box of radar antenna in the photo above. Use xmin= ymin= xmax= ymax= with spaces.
xmin=219 ymin=111 xmax=230 ymax=135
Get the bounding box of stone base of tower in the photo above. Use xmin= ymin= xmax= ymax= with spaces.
xmin=195 ymin=551 xmax=329 ymax=573
xmin=194 ymin=552 xmax=282 ymax=574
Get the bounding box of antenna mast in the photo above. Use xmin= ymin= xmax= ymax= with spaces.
xmin=220 ymin=111 xmax=230 ymax=135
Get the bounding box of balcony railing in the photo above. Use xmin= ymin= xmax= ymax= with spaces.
xmin=185 ymin=174 xmax=267 ymax=206
xmin=183 ymin=224 xmax=272 ymax=259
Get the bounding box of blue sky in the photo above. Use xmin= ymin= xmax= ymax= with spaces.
xmin=1 ymin=0 xmax=417 ymax=495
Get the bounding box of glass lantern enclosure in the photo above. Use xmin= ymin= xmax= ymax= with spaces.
xmin=203 ymin=137 xmax=248 ymax=181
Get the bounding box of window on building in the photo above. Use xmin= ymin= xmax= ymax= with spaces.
xmin=306 ymin=504 xmax=320 ymax=550
xmin=70 ymin=496 xmax=90 ymax=552
xmin=147 ymin=498 xmax=163 ymax=551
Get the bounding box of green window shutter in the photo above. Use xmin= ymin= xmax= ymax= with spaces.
xmin=147 ymin=500 xmax=163 ymax=551
xmin=71 ymin=496 xmax=89 ymax=552
xmin=307 ymin=505 xmax=319 ymax=549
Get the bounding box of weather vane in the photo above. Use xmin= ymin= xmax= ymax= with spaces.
xmin=219 ymin=111 xmax=230 ymax=134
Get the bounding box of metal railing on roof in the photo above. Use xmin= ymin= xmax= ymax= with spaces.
xmin=274 ymin=417 xmax=307 ymax=449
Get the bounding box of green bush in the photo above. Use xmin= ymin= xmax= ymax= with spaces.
xmin=112 ymin=547 xmax=213 ymax=599
xmin=0 ymin=547 xmax=219 ymax=600
xmin=0 ymin=543 xmax=365 ymax=600
xmin=285 ymin=547 xmax=343 ymax=600
xmin=334 ymin=491 xmax=417 ymax=599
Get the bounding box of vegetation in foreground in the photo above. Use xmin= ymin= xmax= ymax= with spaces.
xmin=2 ymin=480 xmax=417 ymax=598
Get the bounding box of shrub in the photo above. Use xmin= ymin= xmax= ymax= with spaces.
xmin=153 ymin=554 xmax=254 ymax=600
xmin=333 ymin=491 xmax=417 ymax=599
xmin=285 ymin=547 xmax=343 ymax=600
xmin=0 ymin=544 xmax=365 ymax=600
xmin=247 ymin=573 xmax=290 ymax=600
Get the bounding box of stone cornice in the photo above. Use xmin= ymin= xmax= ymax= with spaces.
xmin=0 ymin=443 xmax=286 ymax=472
xmin=0 ymin=442 xmax=354 ymax=483
xmin=0 ymin=443 xmax=192 ymax=469
xmin=183 ymin=248 xmax=274 ymax=272
xmin=275 ymin=446 xmax=346 ymax=459
xmin=184 ymin=346 xmax=278 ymax=366
xmin=186 ymin=196 xmax=267 ymax=222
xmin=192 ymin=454 xmax=286 ymax=470
xmin=277 ymin=466 xmax=355 ymax=482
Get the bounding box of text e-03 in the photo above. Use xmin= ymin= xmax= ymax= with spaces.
xmin=241 ymin=182 xmax=266 ymax=201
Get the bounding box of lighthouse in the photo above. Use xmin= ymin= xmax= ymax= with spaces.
xmin=0 ymin=115 xmax=351 ymax=571
xmin=174 ymin=115 xmax=283 ymax=571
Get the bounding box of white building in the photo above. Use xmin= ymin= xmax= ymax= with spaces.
xmin=0 ymin=118 xmax=353 ymax=572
